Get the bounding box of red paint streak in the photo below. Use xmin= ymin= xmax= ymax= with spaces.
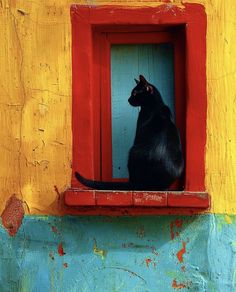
xmin=170 ymin=218 xmax=184 ymax=240
xmin=63 ymin=263 xmax=68 ymax=268
xmin=1 ymin=195 xmax=24 ymax=236
xmin=172 ymin=279 xmax=187 ymax=289
xmin=58 ymin=243 xmax=66 ymax=256
xmin=145 ymin=258 xmax=152 ymax=268
xmin=175 ymin=219 xmax=183 ymax=228
xmin=176 ymin=242 xmax=187 ymax=263
xmin=51 ymin=226 xmax=59 ymax=234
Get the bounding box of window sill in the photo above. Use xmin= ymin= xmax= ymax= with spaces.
xmin=64 ymin=189 xmax=209 ymax=209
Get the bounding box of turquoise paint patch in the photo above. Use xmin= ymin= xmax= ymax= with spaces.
xmin=0 ymin=215 xmax=235 ymax=291
xmin=207 ymin=215 xmax=236 ymax=291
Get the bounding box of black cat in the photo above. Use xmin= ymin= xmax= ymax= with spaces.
xmin=75 ymin=75 xmax=184 ymax=190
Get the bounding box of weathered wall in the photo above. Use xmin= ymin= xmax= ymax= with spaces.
xmin=1 ymin=0 xmax=236 ymax=291
xmin=0 ymin=0 xmax=236 ymax=215
xmin=2 ymin=215 xmax=235 ymax=292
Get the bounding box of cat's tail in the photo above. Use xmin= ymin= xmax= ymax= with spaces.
xmin=75 ymin=171 xmax=132 ymax=190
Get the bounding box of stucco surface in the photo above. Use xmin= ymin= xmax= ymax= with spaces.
xmin=1 ymin=214 xmax=235 ymax=292
xmin=0 ymin=0 xmax=236 ymax=214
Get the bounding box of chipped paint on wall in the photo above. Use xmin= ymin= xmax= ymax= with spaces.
xmin=0 ymin=0 xmax=236 ymax=214
xmin=1 ymin=195 xmax=24 ymax=236
xmin=0 ymin=214 xmax=235 ymax=291
xmin=170 ymin=218 xmax=183 ymax=240
xmin=93 ymin=239 xmax=107 ymax=259
xmin=0 ymin=0 xmax=236 ymax=290
xmin=58 ymin=242 xmax=66 ymax=256
xmin=172 ymin=279 xmax=191 ymax=290
xmin=176 ymin=242 xmax=187 ymax=263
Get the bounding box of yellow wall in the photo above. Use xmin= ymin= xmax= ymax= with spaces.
xmin=0 ymin=0 xmax=236 ymax=215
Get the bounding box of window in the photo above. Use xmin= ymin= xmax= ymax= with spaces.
xmin=65 ymin=4 xmax=209 ymax=212
xmin=100 ymin=30 xmax=185 ymax=189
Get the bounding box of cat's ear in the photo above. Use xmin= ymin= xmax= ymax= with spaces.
xmin=139 ymin=75 xmax=148 ymax=85
xmin=134 ymin=78 xmax=139 ymax=85
xmin=147 ymin=85 xmax=154 ymax=94
xmin=139 ymin=75 xmax=153 ymax=93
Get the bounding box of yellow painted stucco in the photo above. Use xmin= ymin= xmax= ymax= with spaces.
xmin=0 ymin=0 xmax=236 ymax=215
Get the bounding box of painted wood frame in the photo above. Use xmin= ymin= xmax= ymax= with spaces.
xmin=64 ymin=4 xmax=209 ymax=212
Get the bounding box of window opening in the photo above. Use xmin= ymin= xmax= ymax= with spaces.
xmin=110 ymin=43 xmax=175 ymax=179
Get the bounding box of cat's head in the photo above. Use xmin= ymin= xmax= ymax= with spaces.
xmin=128 ymin=75 xmax=155 ymax=107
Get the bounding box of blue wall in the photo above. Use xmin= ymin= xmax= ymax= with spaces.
xmin=1 ymin=214 xmax=235 ymax=291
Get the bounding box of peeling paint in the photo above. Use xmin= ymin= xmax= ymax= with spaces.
xmin=176 ymin=242 xmax=187 ymax=263
xmin=145 ymin=258 xmax=152 ymax=268
xmin=0 ymin=0 xmax=234 ymax=220
xmin=170 ymin=218 xmax=183 ymax=240
xmin=145 ymin=258 xmax=157 ymax=268
xmin=51 ymin=225 xmax=59 ymax=234
xmin=0 ymin=0 xmax=236 ymax=290
xmin=58 ymin=243 xmax=66 ymax=256
xmin=1 ymin=195 xmax=24 ymax=236
xmin=0 ymin=215 xmax=235 ymax=290
xmin=93 ymin=239 xmax=107 ymax=259
xmin=172 ymin=279 xmax=191 ymax=289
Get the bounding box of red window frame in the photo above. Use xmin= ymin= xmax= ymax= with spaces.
xmin=64 ymin=4 xmax=209 ymax=213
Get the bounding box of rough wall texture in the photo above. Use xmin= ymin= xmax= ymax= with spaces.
xmin=0 ymin=0 xmax=236 ymax=291
xmin=1 ymin=215 xmax=235 ymax=292
xmin=0 ymin=0 xmax=236 ymax=215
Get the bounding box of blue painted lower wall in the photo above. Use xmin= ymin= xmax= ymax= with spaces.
xmin=0 ymin=215 xmax=235 ymax=291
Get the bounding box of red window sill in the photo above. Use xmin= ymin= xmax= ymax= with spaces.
xmin=64 ymin=189 xmax=209 ymax=209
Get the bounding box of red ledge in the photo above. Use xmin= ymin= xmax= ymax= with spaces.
xmin=64 ymin=189 xmax=209 ymax=209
